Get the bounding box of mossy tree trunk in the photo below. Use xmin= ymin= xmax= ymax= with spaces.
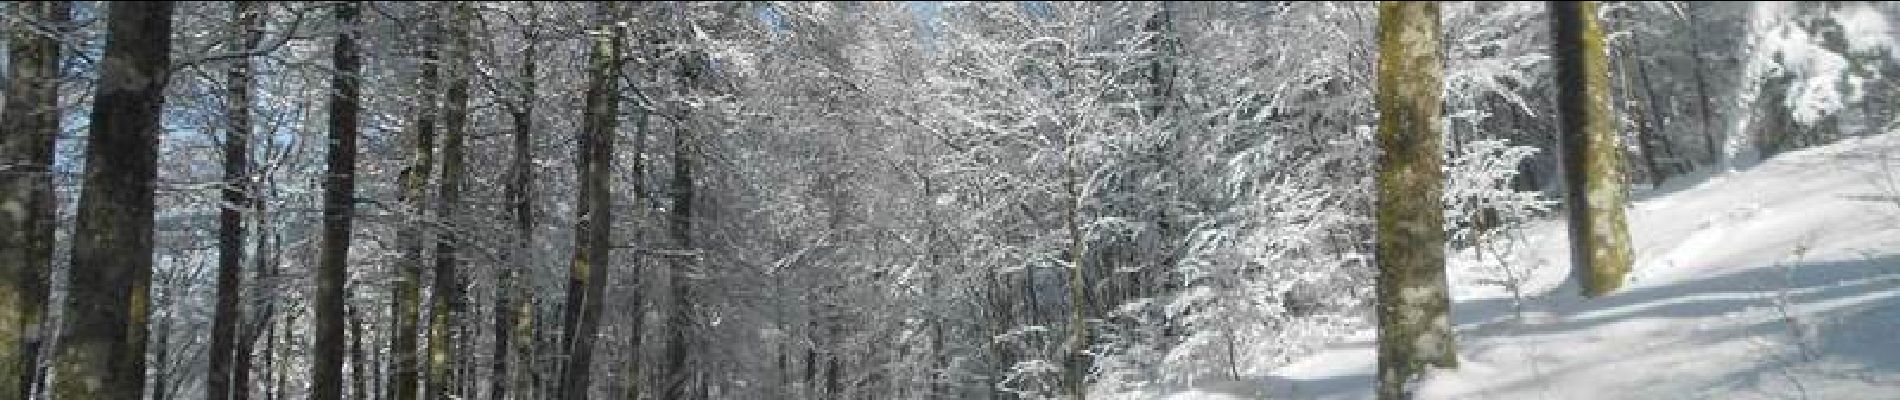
xmin=427 ymin=3 xmax=474 ymax=398
xmin=0 ymin=2 xmax=69 ymax=397
xmin=495 ymin=5 xmax=540 ymax=399
xmin=390 ymin=9 xmax=440 ymax=400
xmin=53 ymin=2 xmax=175 ymax=398
xmin=559 ymin=5 xmax=622 ymax=398
xmin=1374 ymin=2 xmax=1457 ymax=399
xmin=1550 ymin=1 xmax=1634 ymax=297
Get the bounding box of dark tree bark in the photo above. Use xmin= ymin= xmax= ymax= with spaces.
xmin=427 ymin=3 xmax=473 ymax=398
xmin=1632 ymin=43 xmax=1684 ymax=177
xmin=149 ymin=290 xmax=170 ymax=400
xmin=235 ymin=221 xmax=280 ymax=400
xmin=349 ymin=304 xmax=368 ymax=399
xmin=261 ymin=320 xmax=276 ymax=400
xmin=1061 ymin=99 xmax=1090 ymax=400
xmin=1605 ymin=13 xmax=1682 ymax=186
xmin=269 ymin=314 xmax=289 ymax=400
xmin=1550 ymin=1 xmax=1634 ymax=297
xmin=496 ymin=6 xmax=540 ymax=398
xmin=1685 ymin=2 xmax=1721 ymax=165
xmin=52 ymin=2 xmax=175 ymax=398
xmin=0 ymin=2 xmax=68 ymax=397
xmin=1611 ymin=42 xmax=1667 ymax=188
xmin=1373 ymin=2 xmax=1457 ymax=399
xmin=663 ymin=49 xmax=707 ymax=400
xmin=621 ymin=86 xmax=652 ymax=400
xmin=390 ymin=10 xmax=441 ymax=400
xmin=210 ymin=2 xmax=262 ymax=399
xmin=560 ymin=7 xmax=622 ymax=398
xmin=313 ymin=2 xmax=362 ymax=399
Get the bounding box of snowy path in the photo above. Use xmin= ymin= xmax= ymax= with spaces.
xmin=1218 ymin=134 xmax=1900 ymax=399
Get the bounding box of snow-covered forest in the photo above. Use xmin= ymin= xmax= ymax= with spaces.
xmin=1 ymin=1 xmax=1897 ymax=399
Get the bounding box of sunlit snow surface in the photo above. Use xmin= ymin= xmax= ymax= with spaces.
xmin=1162 ymin=133 xmax=1900 ymax=399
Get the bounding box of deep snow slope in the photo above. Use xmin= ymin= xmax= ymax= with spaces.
xmin=1218 ymin=133 xmax=1900 ymax=400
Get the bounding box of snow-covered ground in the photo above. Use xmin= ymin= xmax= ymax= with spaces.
xmin=1177 ymin=133 xmax=1900 ymax=399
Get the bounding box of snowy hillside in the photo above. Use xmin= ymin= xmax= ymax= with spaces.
xmin=1177 ymin=133 xmax=1900 ymax=399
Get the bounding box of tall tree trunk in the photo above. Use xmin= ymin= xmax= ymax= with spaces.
xmin=560 ymin=8 xmax=622 ymax=398
xmin=663 ymin=49 xmax=707 ymax=400
xmin=390 ymin=12 xmax=440 ymax=400
xmin=1373 ymin=2 xmax=1457 ymax=399
xmin=1550 ymin=1 xmax=1634 ymax=297
xmin=0 ymin=2 xmax=68 ymax=397
xmin=51 ymin=2 xmax=175 ymax=398
xmin=314 ymin=2 xmax=362 ymax=398
xmin=621 ymin=84 xmax=651 ymax=400
xmin=210 ymin=2 xmax=262 ymax=399
xmin=456 ymin=322 xmax=473 ymax=398
xmin=918 ymin=175 xmax=949 ymax=400
xmin=1061 ymin=111 xmax=1090 ymax=400
xmin=427 ymin=3 xmax=473 ymax=398
xmin=496 ymin=8 xmax=540 ymax=397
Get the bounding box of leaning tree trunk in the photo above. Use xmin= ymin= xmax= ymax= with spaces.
xmin=1550 ymin=1 xmax=1634 ymax=297
xmin=390 ymin=11 xmax=441 ymax=400
xmin=210 ymin=2 xmax=262 ymax=399
xmin=0 ymin=2 xmax=68 ymax=397
xmin=559 ymin=9 xmax=622 ymax=398
xmin=52 ymin=2 xmax=175 ymax=398
xmin=427 ymin=3 xmax=473 ymax=398
xmin=313 ymin=2 xmax=362 ymax=399
xmin=1373 ymin=2 xmax=1457 ymax=399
